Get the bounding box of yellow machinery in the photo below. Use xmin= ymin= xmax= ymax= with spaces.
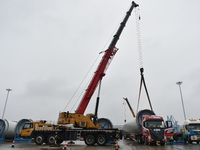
xmin=20 ymin=120 xmax=54 ymax=137
xmin=57 ymin=1 xmax=138 ymax=129
xmin=57 ymin=112 xmax=100 ymax=129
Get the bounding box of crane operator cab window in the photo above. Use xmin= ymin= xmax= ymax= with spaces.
xmin=23 ymin=123 xmax=33 ymax=129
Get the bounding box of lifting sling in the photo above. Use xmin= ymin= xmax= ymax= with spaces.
xmin=136 ymin=68 xmax=153 ymax=113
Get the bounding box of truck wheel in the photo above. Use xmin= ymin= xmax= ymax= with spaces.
xmin=189 ymin=139 xmax=192 ymax=144
xmin=84 ymin=134 xmax=96 ymax=146
xmin=48 ymin=135 xmax=56 ymax=145
xmin=160 ymin=142 xmax=165 ymax=146
xmin=144 ymin=136 xmax=148 ymax=145
xmin=35 ymin=134 xmax=44 ymax=145
xmin=185 ymin=136 xmax=189 ymax=144
xmin=139 ymin=136 xmax=144 ymax=144
xmin=97 ymin=134 xmax=107 ymax=146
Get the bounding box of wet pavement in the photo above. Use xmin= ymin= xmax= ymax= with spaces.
xmin=0 ymin=139 xmax=200 ymax=150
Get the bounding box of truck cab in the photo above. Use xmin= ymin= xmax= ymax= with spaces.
xmin=20 ymin=120 xmax=56 ymax=145
xmin=183 ymin=118 xmax=200 ymax=144
xmin=20 ymin=121 xmax=54 ymax=138
xmin=20 ymin=122 xmax=34 ymax=137
xmin=142 ymin=115 xmax=173 ymax=145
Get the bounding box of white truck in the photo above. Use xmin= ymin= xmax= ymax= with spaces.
xmin=183 ymin=119 xmax=200 ymax=144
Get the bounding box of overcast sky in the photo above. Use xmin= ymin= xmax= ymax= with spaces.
xmin=0 ymin=0 xmax=200 ymax=126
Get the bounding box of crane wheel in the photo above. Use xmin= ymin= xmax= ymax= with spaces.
xmin=35 ymin=134 xmax=44 ymax=145
xmin=97 ymin=134 xmax=107 ymax=146
xmin=48 ymin=135 xmax=56 ymax=145
xmin=84 ymin=134 xmax=96 ymax=146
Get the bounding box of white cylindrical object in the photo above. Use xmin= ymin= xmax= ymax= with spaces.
xmin=0 ymin=119 xmax=6 ymax=136
xmin=0 ymin=119 xmax=33 ymax=139
xmin=15 ymin=119 xmax=33 ymax=136
xmin=98 ymin=118 xmax=113 ymax=129
xmin=4 ymin=119 xmax=17 ymax=139
xmin=123 ymin=109 xmax=155 ymax=134
xmin=123 ymin=118 xmax=138 ymax=133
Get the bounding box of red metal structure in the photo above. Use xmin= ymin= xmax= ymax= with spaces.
xmin=76 ymin=1 xmax=138 ymax=115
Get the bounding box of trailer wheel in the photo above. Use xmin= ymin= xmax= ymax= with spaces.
xmin=35 ymin=134 xmax=44 ymax=145
xmin=97 ymin=134 xmax=107 ymax=146
xmin=84 ymin=134 xmax=96 ymax=146
xmin=48 ymin=135 xmax=56 ymax=145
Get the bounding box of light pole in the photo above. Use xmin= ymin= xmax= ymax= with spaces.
xmin=176 ymin=81 xmax=186 ymax=120
xmin=2 ymin=89 xmax=12 ymax=119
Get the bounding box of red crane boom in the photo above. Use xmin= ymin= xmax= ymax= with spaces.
xmin=76 ymin=1 xmax=138 ymax=114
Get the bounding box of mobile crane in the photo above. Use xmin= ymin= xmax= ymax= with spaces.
xmin=58 ymin=1 xmax=138 ymax=129
xmin=20 ymin=1 xmax=138 ymax=146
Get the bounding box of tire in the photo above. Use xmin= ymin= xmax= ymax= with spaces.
xmin=84 ymin=134 xmax=96 ymax=146
xmin=189 ymin=139 xmax=192 ymax=144
xmin=56 ymin=139 xmax=63 ymax=144
xmin=150 ymin=142 xmax=156 ymax=146
xmin=185 ymin=136 xmax=189 ymax=144
xmin=97 ymin=134 xmax=107 ymax=146
xmin=48 ymin=135 xmax=56 ymax=145
xmin=35 ymin=134 xmax=44 ymax=145
xmin=144 ymin=136 xmax=148 ymax=145
xmin=139 ymin=136 xmax=144 ymax=144
xmin=160 ymin=142 xmax=165 ymax=146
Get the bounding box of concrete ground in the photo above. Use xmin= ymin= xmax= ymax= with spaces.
xmin=0 ymin=139 xmax=200 ymax=150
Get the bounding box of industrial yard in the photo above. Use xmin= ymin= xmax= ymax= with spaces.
xmin=1 ymin=139 xmax=200 ymax=150
xmin=1 ymin=0 xmax=200 ymax=149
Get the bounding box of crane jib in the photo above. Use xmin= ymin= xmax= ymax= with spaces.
xmin=109 ymin=1 xmax=138 ymax=49
xmin=75 ymin=1 xmax=138 ymax=115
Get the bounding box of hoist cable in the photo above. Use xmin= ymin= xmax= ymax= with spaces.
xmin=135 ymin=7 xmax=143 ymax=69
xmin=63 ymin=17 xmax=123 ymax=112
xmin=135 ymin=7 xmax=153 ymax=112
xmin=63 ymin=53 xmax=101 ymax=111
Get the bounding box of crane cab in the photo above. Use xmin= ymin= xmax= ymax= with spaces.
xmin=57 ymin=112 xmax=99 ymax=129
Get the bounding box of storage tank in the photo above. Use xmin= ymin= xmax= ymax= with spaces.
xmin=123 ymin=109 xmax=155 ymax=134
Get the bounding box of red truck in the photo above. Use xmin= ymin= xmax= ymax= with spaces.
xmin=142 ymin=115 xmax=173 ymax=145
xmin=123 ymin=109 xmax=173 ymax=145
